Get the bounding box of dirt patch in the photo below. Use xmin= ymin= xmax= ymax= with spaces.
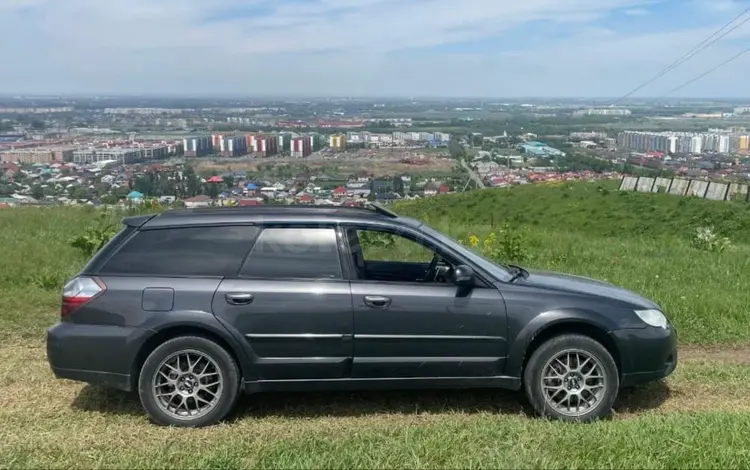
xmin=679 ymin=345 xmax=750 ymax=365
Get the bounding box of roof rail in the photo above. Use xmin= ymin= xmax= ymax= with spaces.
xmin=365 ymin=202 xmax=399 ymax=218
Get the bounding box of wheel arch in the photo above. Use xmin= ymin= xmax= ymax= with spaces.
xmin=132 ymin=321 xmax=252 ymax=390
xmin=505 ymin=309 xmax=622 ymax=379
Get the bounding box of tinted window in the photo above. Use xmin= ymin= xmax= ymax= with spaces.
xmin=240 ymin=228 xmax=342 ymax=279
xmin=82 ymin=225 xmax=136 ymax=273
xmin=356 ymin=229 xmax=435 ymax=263
xmin=100 ymin=226 xmax=260 ymax=276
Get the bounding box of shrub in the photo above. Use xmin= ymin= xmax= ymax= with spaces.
xmin=692 ymin=226 xmax=732 ymax=253
xmin=467 ymin=223 xmax=529 ymax=263
xmin=69 ymin=212 xmax=119 ymax=257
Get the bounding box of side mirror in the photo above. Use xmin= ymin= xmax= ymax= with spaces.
xmin=453 ymin=265 xmax=475 ymax=287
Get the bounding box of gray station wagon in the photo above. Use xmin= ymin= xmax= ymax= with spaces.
xmin=47 ymin=204 xmax=677 ymax=427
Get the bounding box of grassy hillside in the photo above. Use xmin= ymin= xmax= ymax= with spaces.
xmin=1 ymin=186 xmax=750 ymax=468
xmin=395 ymin=180 xmax=750 ymax=243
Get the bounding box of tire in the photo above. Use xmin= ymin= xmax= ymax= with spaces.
xmin=523 ymin=334 xmax=619 ymax=422
xmin=138 ymin=336 xmax=241 ymax=427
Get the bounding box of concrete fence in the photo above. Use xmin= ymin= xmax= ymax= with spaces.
xmin=619 ymin=176 xmax=750 ymax=202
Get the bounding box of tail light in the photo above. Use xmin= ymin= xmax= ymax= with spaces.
xmin=61 ymin=277 xmax=106 ymax=317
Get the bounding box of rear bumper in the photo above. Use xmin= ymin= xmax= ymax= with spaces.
xmin=611 ymin=325 xmax=678 ymax=388
xmin=47 ymin=322 xmax=149 ymax=391
xmin=49 ymin=367 xmax=132 ymax=391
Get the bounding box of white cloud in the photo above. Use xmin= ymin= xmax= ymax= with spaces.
xmin=1 ymin=0 xmax=750 ymax=96
xmin=623 ymin=8 xmax=650 ymax=15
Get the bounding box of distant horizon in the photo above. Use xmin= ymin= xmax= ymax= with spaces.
xmin=3 ymin=93 xmax=750 ymax=103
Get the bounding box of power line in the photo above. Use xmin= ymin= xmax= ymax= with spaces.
xmin=611 ymin=6 xmax=750 ymax=105
xmin=662 ymin=44 xmax=750 ymax=97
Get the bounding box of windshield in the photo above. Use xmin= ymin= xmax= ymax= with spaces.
xmin=419 ymin=224 xmax=514 ymax=282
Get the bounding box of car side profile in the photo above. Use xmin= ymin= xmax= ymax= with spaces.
xmin=47 ymin=204 xmax=677 ymax=427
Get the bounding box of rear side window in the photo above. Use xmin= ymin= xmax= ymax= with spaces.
xmin=82 ymin=225 xmax=136 ymax=273
xmin=99 ymin=226 xmax=260 ymax=277
xmin=240 ymin=227 xmax=342 ymax=279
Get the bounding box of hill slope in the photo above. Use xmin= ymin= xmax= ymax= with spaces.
xmin=395 ymin=181 xmax=750 ymax=243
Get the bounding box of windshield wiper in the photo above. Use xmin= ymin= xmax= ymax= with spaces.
xmin=507 ymin=264 xmax=529 ymax=283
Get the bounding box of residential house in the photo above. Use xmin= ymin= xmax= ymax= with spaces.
xmin=126 ymin=190 xmax=144 ymax=202
xmin=423 ymin=182 xmax=438 ymax=196
xmin=375 ymin=192 xmax=401 ymax=204
xmin=238 ymin=198 xmax=263 ymax=206
xmin=184 ymin=195 xmax=212 ymax=208
xmin=297 ymin=193 xmax=314 ymax=204
xmin=332 ymin=186 xmax=348 ymax=198
xmin=370 ymin=178 xmax=391 ymax=194
xmin=260 ymin=187 xmax=277 ymax=198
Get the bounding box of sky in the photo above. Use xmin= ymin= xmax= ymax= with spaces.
xmin=2 ymin=0 xmax=750 ymax=97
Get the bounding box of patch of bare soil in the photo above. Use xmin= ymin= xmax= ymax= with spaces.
xmin=679 ymin=345 xmax=750 ymax=365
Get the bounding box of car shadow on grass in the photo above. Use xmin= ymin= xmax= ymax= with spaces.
xmin=232 ymin=380 xmax=671 ymax=421
xmin=71 ymin=385 xmax=143 ymax=417
xmin=234 ymin=388 xmax=532 ymax=420
xmin=614 ymin=380 xmax=672 ymax=414
xmin=70 ymin=380 xmax=671 ymax=421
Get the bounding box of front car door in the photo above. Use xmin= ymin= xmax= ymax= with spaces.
xmin=212 ymin=225 xmax=353 ymax=381
xmin=343 ymin=225 xmax=508 ymax=379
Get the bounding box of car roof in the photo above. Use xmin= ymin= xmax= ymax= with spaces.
xmin=124 ymin=204 xmax=422 ymax=230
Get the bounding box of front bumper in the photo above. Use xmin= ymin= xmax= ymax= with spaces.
xmin=47 ymin=322 xmax=150 ymax=391
xmin=611 ymin=324 xmax=678 ymax=388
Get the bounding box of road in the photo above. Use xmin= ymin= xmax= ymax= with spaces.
xmin=460 ymin=158 xmax=486 ymax=189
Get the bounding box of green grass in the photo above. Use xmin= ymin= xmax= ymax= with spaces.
xmin=395 ymin=180 xmax=750 ymax=243
xmin=2 ymin=184 xmax=750 ymax=468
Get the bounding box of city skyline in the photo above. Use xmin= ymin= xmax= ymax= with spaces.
xmin=3 ymin=0 xmax=750 ymax=97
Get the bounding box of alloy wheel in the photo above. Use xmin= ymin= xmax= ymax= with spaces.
xmin=151 ymin=349 xmax=224 ymax=420
xmin=540 ymin=348 xmax=607 ymax=417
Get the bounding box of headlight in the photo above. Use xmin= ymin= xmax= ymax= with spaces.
xmin=634 ymin=309 xmax=668 ymax=329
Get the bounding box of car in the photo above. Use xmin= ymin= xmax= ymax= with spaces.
xmin=47 ymin=204 xmax=677 ymax=427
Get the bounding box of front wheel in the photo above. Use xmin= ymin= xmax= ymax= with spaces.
xmin=523 ymin=334 xmax=619 ymax=422
xmin=138 ymin=336 xmax=241 ymax=427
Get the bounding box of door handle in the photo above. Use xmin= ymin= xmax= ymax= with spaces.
xmin=225 ymin=292 xmax=254 ymax=305
xmin=363 ymin=295 xmax=391 ymax=308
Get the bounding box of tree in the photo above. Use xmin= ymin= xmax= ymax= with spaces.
xmin=101 ymin=194 xmax=119 ymax=205
xmin=69 ymin=186 xmax=88 ymax=200
xmin=31 ymin=185 xmax=44 ymax=200
xmin=448 ymin=138 xmax=466 ymax=160
xmin=207 ymin=183 xmax=219 ymax=199
xmin=393 ymin=175 xmax=405 ymax=195
xmin=471 ymin=134 xmax=483 ymax=147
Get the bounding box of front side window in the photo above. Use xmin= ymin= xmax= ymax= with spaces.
xmin=356 ymin=229 xmax=434 ymax=263
xmin=348 ymin=227 xmax=455 ymax=284
xmin=240 ymin=227 xmax=342 ymax=280
xmin=99 ymin=225 xmax=260 ymax=277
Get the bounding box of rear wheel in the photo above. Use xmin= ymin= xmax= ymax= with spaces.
xmin=523 ymin=334 xmax=619 ymax=422
xmin=138 ymin=336 xmax=240 ymax=427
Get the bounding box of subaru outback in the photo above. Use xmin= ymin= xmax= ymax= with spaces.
xmin=47 ymin=204 xmax=677 ymax=427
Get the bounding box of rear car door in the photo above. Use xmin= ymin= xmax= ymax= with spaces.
xmin=212 ymin=225 xmax=354 ymax=381
xmin=344 ymin=226 xmax=508 ymax=379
